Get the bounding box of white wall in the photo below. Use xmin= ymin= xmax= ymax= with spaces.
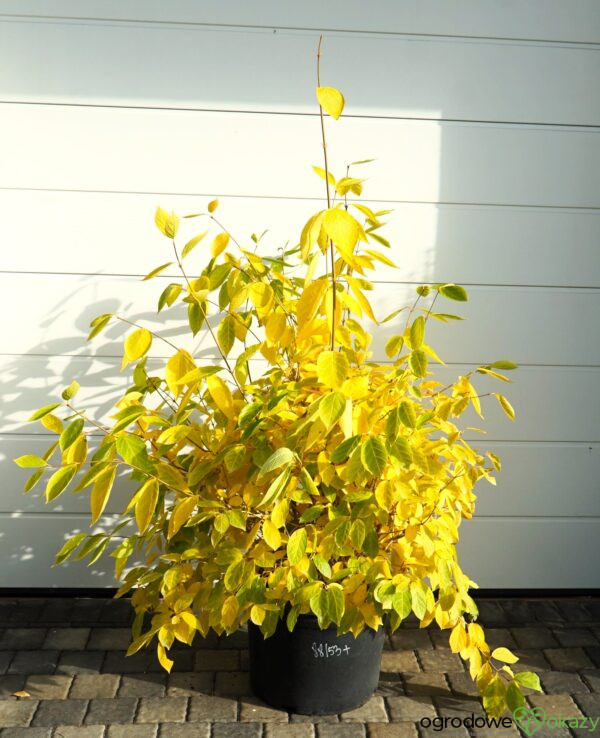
xmin=0 ymin=1 xmax=598 ymax=588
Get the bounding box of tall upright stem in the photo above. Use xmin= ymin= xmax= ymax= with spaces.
xmin=317 ymin=35 xmax=337 ymax=351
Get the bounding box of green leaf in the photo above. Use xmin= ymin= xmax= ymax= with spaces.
xmin=330 ymin=435 xmax=360 ymax=464
xmin=260 ymin=447 xmax=295 ymax=476
xmin=54 ymin=532 xmax=87 ymax=566
xmin=45 ymin=465 xmax=77 ymax=502
xmin=299 ymin=467 xmax=319 ymax=497
xmin=349 ymin=519 xmax=365 ymax=550
xmin=313 ymin=554 xmax=331 ymax=578
xmin=392 ymin=588 xmax=412 ymax=619
xmin=24 ymin=468 xmax=44 ymax=493
xmin=155 ymin=207 xmax=179 ymax=239
xmin=158 ymin=283 xmax=182 ymax=312
xmin=61 ymin=381 xmax=80 ymax=401
xmin=389 ymin=438 xmax=412 ymax=467
xmin=439 ymin=283 xmax=468 ymax=301
xmin=87 ymin=313 xmax=112 ymax=341
xmin=397 ymin=402 xmax=416 ymax=429
xmin=224 ymin=559 xmax=245 ymax=592
xmin=514 ymin=672 xmax=542 ymax=691
xmin=310 ymin=588 xmax=329 ymax=627
xmin=409 ymin=350 xmax=428 ymax=378
xmin=300 ymin=505 xmax=325 ymax=524
xmin=361 ymin=437 xmax=388 ymax=476
xmin=410 ymin=316 xmax=425 ymax=349
xmin=182 ymin=230 xmax=208 ymax=259
xmin=506 ymin=681 xmax=525 ymax=712
xmin=72 ymin=461 xmax=111 ymax=492
xmin=217 ymin=315 xmax=236 ymax=356
xmin=410 ymin=583 xmax=427 ymax=620
xmin=59 ymin=418 xmax=84 ymax=452
xmin=28 ymin=403 xmax=61 ymax=422
xmin=287 ymin=528 xmax=308 ymax=565
xmin=385 ymin=335 xmax=404 ymax=358
xmin=327 ymin=584 xmax=345 ymax=624
xmin=256 ymin=468 xmax=291 ymax=510
xmin=318 ymin=391 xmax=346 ymax=430
xmin=143 ymin=261 xmax=172 ymax=280
xmin=489 ymin=360 xmax=518 ymax=370
xmin=116 ymin=435 xmax=149 ymax=468
xmin=188 ymin=302 xmax=205 ymax=336
xmin=14 ymin=455 xmax=47 ymax=468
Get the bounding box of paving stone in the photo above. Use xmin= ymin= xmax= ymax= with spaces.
xmin=118 ymin=673 xmax=166 ymax=698
xmin=239 ymin=697 xmax=288 ymax=723
xmin=8 ymin=651 xmax=58 ymax=675
xmin=543 ymin=648 xmax=594 ymax=671
xmin=219 ymin=631 xmax=249 ymax=650
xmin=215 ymin=671 xmax=252 ymax=696
xmin=166 ymin=672 xmax=213 ymax=697
xmin=239 ymin=650 xmax=250 ymax=671
xmin=446 ymin=671 xmax=481 ymax=698
xmin=581 ymin=669 xmax=600 ymax=692
xmin=84 ymin=698 xmax=138 ymax=725
xmin=529 ymin=693 xmax=583 ymax=716
xmin=98 ymin=601 xmax=134 ymax=625
xmin=390 ymin=631 xmax=432 ymax=651
xmin=367 ymin=723 xmax=418 ymax=738
xmin=573 ymin=692 xmax=600 ymax=717
xmin=386 ymin=696 xmax=436 ymax=721
xmin=88 ymin=629 xmax=132 ymax=651
xmin=70 ymin=600 xmax=105 ymax=624
xmin=553 ymin=628 xmax=598 ymax=648
xmin=511 ymin=649 xmax=551 ymax=672
xmin=38 ymin=599 xmax=73 ymax=624
xmin=501 ymin=600 xmax=534 ymax=624
xmin=586 ymin=647 xmax=600 ymax=668
xmin=403 ymin=672 xmax=450 ymax=698
xmin=265 ymin=726 xmax=315 ymax=737
xmin=31 ymin=698 xmax=88 ymax=727
xmin=102 ymin=652 xmax=154 ymax=674
xmin=158 ymin=724 xmax=210 ymax=738
xmin=0 ymin=630 xmax=47 ymax=651
xmin=24 ymin=674 xmax=73 ymax=699
xmin=0 ymin=698 xmax=38 ymax=727
xmin=471 ymin=602 xmax=507 ymax=627
xmin=0 ymin=675 xmax=25 ymax=699
xmin=434 ymin=694 xmax=485 ymax=717
xmin=419 ymin=721 xmax=470 ymax=738
xmin=317 ymin=726 xmax=366 ymax=738
xmin=511 ymin=627 xmax=558 ymax=649
xmin=69 ymin=674 xmax=120 ymax=698
xmin=194 ymin=649 xmax=240 ymax=671
xmin=0 ymin=652 xmax=14 ymax=676
xmin=417 ymin=649 xmax=464 ymax=673
xmin=376 ymin=672 xmax=405 ymax=697
xmin=188 ymin=694 xmax=237 ymax=722
xmin=135 ymin=696 xmax=188 ymax=723
xmin=5 ymin=602 xmax=43 ymax=624
xmin=341 ymin=696 xmax=388 ymax=723
xmin=52 ymin=727 xmax=105 ymax=738
xmin=556 ymin=602 xmax=592 ymax=623
xmin=381 ymin=651 xmax=420 ymax=673
xmin=212 ymin=725 xmax=262 ymax=738
xmin=290 ymin=712 xmax=339 ymax=723
xmin=474 ymin=628 xmax=518 ymax=650
xmin=106 ymin=727 xmax=157 ymax=738
xmin=531 ymin=601 xmax=564 ymax=624
xmin=0 ymin=728 xmax=51 ymax=738
xmin=56 ymin=651 xmax=105 ymax=675
xmin=540 ymin=670 xmax=590 ymax=694
xmin=43 ymin=628 xmax=90 ymax=651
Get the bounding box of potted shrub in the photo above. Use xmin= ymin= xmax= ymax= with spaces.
xmin=15 ymin=55 xmax=541 ymax=717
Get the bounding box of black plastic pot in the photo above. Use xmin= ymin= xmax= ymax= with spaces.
xmin=248 ymin=614 xmax=385 ymax=714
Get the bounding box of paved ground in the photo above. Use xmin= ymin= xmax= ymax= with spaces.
xmin=0 ymin=597 xmax=599 ymax=737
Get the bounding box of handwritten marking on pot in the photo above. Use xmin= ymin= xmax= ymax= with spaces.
xmin=311 ymin=641 xmax=351 ymax=658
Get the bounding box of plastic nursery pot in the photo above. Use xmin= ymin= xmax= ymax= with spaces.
xmin=248 ymin=614 xmax=385 ymax=715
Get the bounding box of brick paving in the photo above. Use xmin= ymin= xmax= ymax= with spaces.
xmin=0 ymin=597 xmax=598 ymax=736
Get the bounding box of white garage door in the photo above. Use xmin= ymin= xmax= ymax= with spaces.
xmin=0 ymin=1 xmax=598 ymax=588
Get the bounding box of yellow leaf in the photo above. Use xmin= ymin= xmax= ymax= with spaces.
xmin=491 ymin=646 xmax=519 ymax=664
xmin=316 ymin=86 xmax=345 ymax=119
xmin=206 ymin=375 xmax=234 ymax=420
xmin=248 ymin=282 xmax=275 ymax=319
xmin=165 ymin=350 xmax=195 ymax=396
xmin=346 ymin=276 xmax=377 ymax=323
xmin=341 ymin=375 xmax=369 ymax=400
xmin=300 ymin=211 xmax=325 ymax=261
xmin=122 ymin=329 xmax=152 ymax=369
xmin=168 ymin=496 xmax=197 ymax=539
xmin=312 ymin=165 xmax=336 ymax=187
xmin=297 ymin=278 xmax=328 ymax=328
xmin=41 ymin=414 xmax=64 ymax=434
xmin=208 ymin=199 xmax=219 ymax=213
xmin=90 ymin=465 xmax=116 ymax=524
xmin=222 ymin=595 xmax=239 ymax=628
xmin=250 ymin=604 xmax=266 ymax=626
xmin=211 ymin=232 xmax=230 ymax=258
xmin=135 ymin=478 xmax=159 ymax=534
xmin=155 ymin=207 xmax=179 ymax=239
xmin=157 ymin=642 xmax=174 ymax=673
xmin=495 ymin=394 xmax=516 ymax=420
xmin=468 ymin=622 xmax=485 ymax=648
xmin=317 ymin=350 xmax=349 ymax=389
xmin=322 ymin=208 xmax=360 ymax=253
xmin=262 ymin=519 xmax=282 ymax=550
xmin=449 ymin=622 xmax=469 ymax=653
xmin=11 ymin=690 xmax=31 ymax=698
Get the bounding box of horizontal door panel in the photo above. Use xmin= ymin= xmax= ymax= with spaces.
xmin=1 ymin=1 xmax=599 ymax=43
xmin=1 ymin=21 xmax=598 ymax=124
xmin=1 ymin=355 xmax=598 ymax=442
xmin=0 ymin=274 xmax=597 ymax=366
xmin=3 ymin=191 xmax=599 ymax=288
xmin=2 ymin=104 xmax=599 ymax=207
xmin=457 ymin=517 xmax=600 ymax=588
